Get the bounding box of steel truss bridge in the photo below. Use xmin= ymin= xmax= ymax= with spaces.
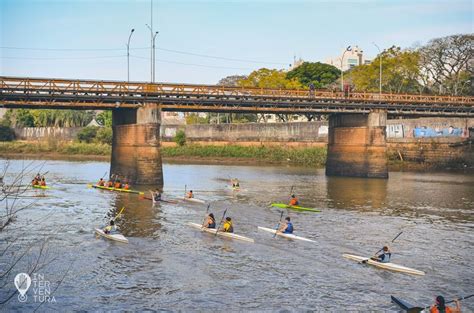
xmin=1 ymin=76 xmax=472 ymax=117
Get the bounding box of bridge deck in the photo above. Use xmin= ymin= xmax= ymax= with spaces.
xmin=1 ymin=76 xmax=472 ymax=116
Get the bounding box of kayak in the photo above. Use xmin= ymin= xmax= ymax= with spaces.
xmin=391 ymin=296 xmax=423 ymax=312
xmin=271 ymin=203 xmax=321 ymax=213
xmin=94 ymin=228 xmax=129 ymax=244
xmin=183 ymin=197 xmax=206 ymax=204
xmin=33 ymin=185 xmax=50 ymax=190
xmin=342 ymin=254 xmax=425 ymax=276
xmin=187 ymin=222 xmax=254 ymax=243
xmin=258 ymin=226 xmax=315 ymax=242
xmin=141 ymin=196 xmax=178 ymax=204
xmin=88 ymin=184 xmax=144 ymax=195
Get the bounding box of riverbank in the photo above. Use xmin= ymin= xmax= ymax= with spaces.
xmin=1 ymin=141 xmax=471 ymax=170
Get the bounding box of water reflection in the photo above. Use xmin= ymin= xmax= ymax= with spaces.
xmin=326 ymin=176 xmax=388 ymax=210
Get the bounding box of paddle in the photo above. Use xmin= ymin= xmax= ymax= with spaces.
xmin=395 ymin=294 xmax=474 ymax=313
xmin=273 ymin=210 xmax=284 ymax=238
xmin=201 ymin=204 xmax=211 ymax=227
xmin=113 ymin=207 xmax=125 ymax=221
xmin=361 ymin=231 xmax=403 ymax=264
xmin=184 ymin=184 xmax=187 ymax=198
xmin=215 ymin=209 xmax=228 ymax=236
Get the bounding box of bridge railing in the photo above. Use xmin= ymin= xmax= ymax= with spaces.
xmin=1 ymin=76 xmax=473 ymax=106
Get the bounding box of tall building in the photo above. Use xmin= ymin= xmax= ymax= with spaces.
xmin=325 ymin=45 xmax=371 ymax=71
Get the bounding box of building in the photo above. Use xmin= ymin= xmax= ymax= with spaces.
xmin=325 ymin=45 xmax=371 ymax=71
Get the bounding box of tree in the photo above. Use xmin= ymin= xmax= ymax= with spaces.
xmin=32 ymin=110 xmax=94 ymax=127
xmin=3 ymin=109 xmax=35 ymax=127
xmin=419 ymin=34 xmax=473 ymax=96
xmin=96 ymin=111 xmax=112 ymax=127
xmin=286 ymin=62 xmax=340 ymax=88
xmin=347 ymin=46 xmax=422 ymax=94
xmin=238 ymin=68 xmax=303 ymax=89
xmin=217 ymin=75 xmax=247 ymax=87
xmin=76 ymin=126 xmax=98 ymax=143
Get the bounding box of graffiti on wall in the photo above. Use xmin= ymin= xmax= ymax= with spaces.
xmin=413 ymin=126 xmax=464 ymax=138
xmin=386 ymin=125 xmax=404 ymax=138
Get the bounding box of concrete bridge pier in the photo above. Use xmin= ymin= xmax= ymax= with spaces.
xmin=325 ymin=110 xmax=388 ymax=178
xmin=110 ymin=104 xmax=163 ymax=185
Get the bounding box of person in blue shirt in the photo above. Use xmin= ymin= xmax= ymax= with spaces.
xmin=278 ymin=217 xmax=294 ymax=234
xmin=372 ymin=246 xmax=391 ymax=263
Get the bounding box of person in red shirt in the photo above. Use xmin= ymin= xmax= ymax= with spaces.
xmin=289 ymin=194 xmax=299 ymax=206
xmin=430 ymin=296 xmax=461 ymax=313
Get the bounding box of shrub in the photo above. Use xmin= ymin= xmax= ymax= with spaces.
xmin=77 ymin=126 xmax=98 ymax=143
xmin=174 ymin=130 xmax=186 ymax=146
xmin=0 ymin=125 xmax=15 ymax=141
xmin=96 ymin=127 xmax=113 ymax=145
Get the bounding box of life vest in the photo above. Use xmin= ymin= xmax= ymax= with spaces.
xmin=430 ymin=306 xmax=453 ymax=313
xmin=208 ymin=218 xmax=216 ymax=229
xmin=107 ymin=182 xmax=113 ymax=187
xmin=123 ymin=184 xmax=129 ymax=190
xmin=114 ymin=182 xmax=122 ymax=189
xmin=154 ymin=193 xmax=161 ymax=201
xmin=284 ymin=222 xmax=294 ymax=234
xmin=289 ymin=198 xmax=299 ymax=206
xmin=223 ymin=221 xmax=233 ymax=233
xmin=98 ymin=180 xmax=105 ymax=186
xmin=379 ymin=252 xmax=391 ymax=263
xmin=40 ymin=180 xmax=46 ymax=186
xmin=104 ymin=225 xmax=114 ymax=234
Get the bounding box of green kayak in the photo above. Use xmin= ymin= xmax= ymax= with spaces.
xmin=271 ymin=203 xmax=321 ymax=213
xmin=33 ymin=185 xmax=50 ymax=190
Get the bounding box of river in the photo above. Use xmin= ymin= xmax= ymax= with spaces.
xmin=1 ymin=159 xmax=473 ymax=312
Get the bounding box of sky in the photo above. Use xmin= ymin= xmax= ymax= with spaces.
xmin=0 ymin=0 xmax=472 ymax=84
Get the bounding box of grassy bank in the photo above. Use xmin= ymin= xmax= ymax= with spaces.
xmin=161 ymin=145 xmax=327 ymax=166
xmin=0 ymin=141 xmax=111 ymax=156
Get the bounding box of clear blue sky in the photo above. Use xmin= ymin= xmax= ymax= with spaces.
xmin=0 ymin=0 xmax=472 ymax=84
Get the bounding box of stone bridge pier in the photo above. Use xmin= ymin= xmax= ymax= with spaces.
xmin=110 ymin=103 xmax=163 ymax=185
xmin=325 ymin=110 xmax=388 ymax=178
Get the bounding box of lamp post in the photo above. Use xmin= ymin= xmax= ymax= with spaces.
xmin=126 ymin=28 xmax=135 ymax=83
xmin=372 ymin=42 xmax=382 ymax=96
xmin=340 ymin=45 xmax=351 ymax=92
xmin=146 ymin=25 xmax=159 ymax=83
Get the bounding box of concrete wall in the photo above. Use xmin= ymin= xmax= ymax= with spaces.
xmin=13 ymin=127 xmax=82 ymax=141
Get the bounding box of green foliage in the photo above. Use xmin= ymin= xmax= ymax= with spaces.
xmin=31 ymin=109 xmax=94 ymax=127
xmin=77 ymin=126 xmax=98 ymax=143
xmin=0 ymin=141 xmax=110 ymax=155
xmin=0 ymin=125 xmax=15 ymax=141
xmin=347 ymin=46 xmax=422 ymax=93
xmin=161 ymin=145 xmax=327 ymax=166
xmin=174 ymin=130 xmax=186 ymax=146
xmin=238 ymin=68 xmax=303 ymax=89
xmin=185 ymin=114 xmax=209 ymax=125
xmin=96 ymin=111 xmax=113 ymax=127
xmin=4 ymin=109 xmax=35 ymax=127
xmin=287 ymin=62 xmax=340 ymax=88
xmin=95 ymin=127 xmax=113 ymax=144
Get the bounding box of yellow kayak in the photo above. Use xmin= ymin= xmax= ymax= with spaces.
xmin=33 ymin=185 xmax=50 ymax=190
xmin=88 ymin=184 xmax=144 ymax=195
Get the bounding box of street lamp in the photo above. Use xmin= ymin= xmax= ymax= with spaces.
xmin=126 ymin=28 xmax=135 ymax=83
xmin=340 ymin=45 xmax=351 ymax=92
xmin=146 ymin=25 xmax=159 ymax=83
xmin=372 ymin=42 xmax=382 ymax=96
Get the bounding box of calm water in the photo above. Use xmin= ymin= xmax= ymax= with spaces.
xmin=0 ymin=159 xmax=473 ymax=312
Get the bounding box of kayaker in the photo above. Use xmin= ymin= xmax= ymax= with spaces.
xmin=430 ymin=295 xmax=461 ymax=313
xmin=371 ymin=246 xmax=391 ymax=263
xmin=107 ymin=180 xmax=113 ymax=187
xmin=150 ymin=189 xmax=161 ymax=203
xmin=289 ymin=194 xmax=299 ymax=206
xmin=34 ymin=173 xmax=41 ymax=182
xmin=123 ymin=182 xmax=130 ymax=190
xmin=221 ymin=217 xmax=233 ymax=233
xmin=40 ymin=177 xmax=47 ymax=186
xmin=202 ymin=213 xmax=216 ymax=229
xmin=187 ymin=190 xmax=194 ymax=198
xmin=231 ymin=178 xmax=240 ymax=188
xmin=278 ymin=217 xmax=294 ymax=234
xmin=32 ymin=178 xmax=39 ymax=186
xmin=103 ymin=220 xmax=116 ymax=234
xmin=114 ymin=180 xmax=122 ymax=189
xmin=98 ymin=178 xmax=105 ymax=186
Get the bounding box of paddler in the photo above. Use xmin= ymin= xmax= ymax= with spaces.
xmin=371 ymin=246 xmax=391 ymax=263
xmin=202 ymin=213 xmax=216 ymax=229
xmin=150 ymin=189 xmax=161 ymax=203
xmin=221 ymin=217 xmax=233 ymax=233
xmin=123 ymin=181 xmax=130 ymax=190
xmin=187 ymin=190 xmax=194 ymax=198
xmin=231 ymin=178 xmax=240 ymax=188
xmin=430 ymin=296 xmax=461 ymax=313
xmin=289 ymin=194 xmax=299 ymax=206
xmin=103 ymin=220 xmax=116 ymax=234
xmin=114 ymin=180 xmax=122 ymax=189
xmin=98 ymin=178 xmax=105 ymax=186
xmin=40 ymin=177 xmax=47 ymax=186
xmin=278 ymin=217 xmax=294 ymax=234
xmin=107 ymin=180 xmax=113 ymax=187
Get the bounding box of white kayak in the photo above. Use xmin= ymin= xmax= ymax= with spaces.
xmin=258 ymin=226 xmax=316 ymax=242
xmin=187 ymin=222 xmax=254 ymax=243
xmin=95 ymin=228 xmax=129 ymax=244
xmin=342 ymin=254 xmax=425 ymax=276
xmin=183 ymin=197 xmax=206 ymax=204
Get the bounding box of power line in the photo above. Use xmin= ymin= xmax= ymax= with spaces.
xmin=1 ymin=55 xmax=126 ymax=60
xmin=0 ymin=45 xmax=287 ymax=65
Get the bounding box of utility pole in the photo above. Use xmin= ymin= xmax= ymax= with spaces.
xmin=340 ymin=45 xmax=351 ymax=92
xmin=372 ymin=42 xmax=382 ymax=96
xmin=126 ymin=28 xmax=135 ymax=83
